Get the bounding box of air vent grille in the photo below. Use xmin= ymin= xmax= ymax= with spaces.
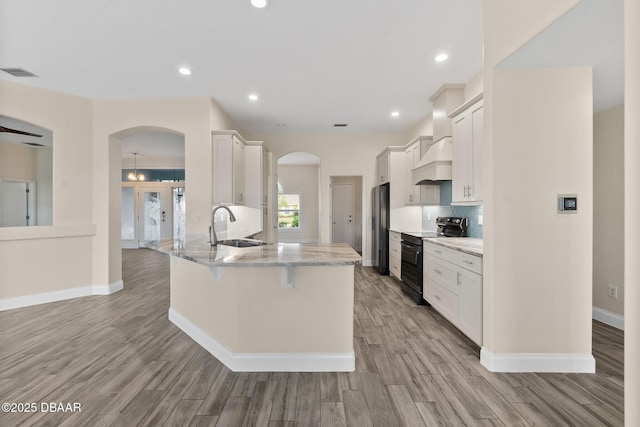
xmin=1 ymin=68 xmax=38 ymax=77
xmin=334 ymin=123 xmax=348 ymax=127
xmin=23 ymin=142 xmax=46 ymax=147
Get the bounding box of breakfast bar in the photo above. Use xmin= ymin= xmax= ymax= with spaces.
xmin=147 ymin=235 xmax=361 ymax=372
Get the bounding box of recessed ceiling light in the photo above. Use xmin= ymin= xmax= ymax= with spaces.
xmin=251 ymin=0 xmax=269 ymax=8
xmin=178 ymin=67 xmax=192 ymax=76
xmin=435 ymin=53 xmax=449 ymax=62
xmin=248 ymin=94 xmax=259 ymax=101
xmin=391 ymin=111 xmax=400 ymax=117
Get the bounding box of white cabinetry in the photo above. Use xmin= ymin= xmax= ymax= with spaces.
xmin=245 ymin=142 xmax=266 ymax=209
xmin=389 ymin=231 xmax=402 ymax=279
xmin=375 ymin=147 xmax=405 ymax=208
xmin=451 ymin=95 xmax=483 ymax=204
xmin=404 ymin=136 xmax=439 ymax=205
xmin=212 ymin=131 xmax=246 ymax=205
xmin=424 ymin=241 xmax=483 ymax=345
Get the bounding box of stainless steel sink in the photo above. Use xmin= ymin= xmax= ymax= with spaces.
xmin=218 ymin=239 xmax=269 ymax=248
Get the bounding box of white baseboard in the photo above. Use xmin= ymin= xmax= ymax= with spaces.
xmin=480 ymin=348 xmax=596 ymax=373
xmin=0 ymin=280 xmax=124 ymax=311
xmin=168 ymin=307 xmax=355 ymax=372
xmin=362 ymin=259 xmax=373 ymax=267
xmin=592 ymin=306 xmax=624 ymax=330
xmin=92 ymin=280 xmax=124 ymax=295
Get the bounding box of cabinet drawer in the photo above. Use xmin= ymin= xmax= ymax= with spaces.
xmin=460 ymin=253 xmax=482 ymax=274
xmin=390 ymin=243 xmax=401 ymax=260
xmin=424 ymin=281 xmax=458 ymax=325
xmin=390 ymin=231 xmax=401 ymax=244
xmin=389 ymin=256 xmax=401 ymax=279
xmin=424 ymin=242 xmax=458 ymax=264
xmin=425 ymin=256 xmax=458 ymax=295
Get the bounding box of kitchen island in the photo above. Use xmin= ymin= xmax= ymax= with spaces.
xmin=147 ymin=235 xmax=361 ymax=372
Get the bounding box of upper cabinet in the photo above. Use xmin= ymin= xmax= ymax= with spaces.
xmin=451 ymin=94 xmax=483 ymax=205
xmin=212 ymin=131 xmax=246 ymax=205
xmin=375 ymin=146 xmax=405 ymax=208
xmin=245 ymin=141 xmax=271 ymax=209
xmin=404 ymin=136 xmax=439 ymax=205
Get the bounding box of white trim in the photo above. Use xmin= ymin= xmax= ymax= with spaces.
xmin=480 ymin=348 xmax=596 ymax=373
xmin=0 ymin=280 xmax=124 ymax=311
xmin=592 ymin=306 xmax=625 ymax=330
xmin=363 ymin=259 xmax=373 ymax=267
xmin=92 ymin=280 xmax=124 ymax=295
xmin=168 ymin=307 xmax=355 ymax=372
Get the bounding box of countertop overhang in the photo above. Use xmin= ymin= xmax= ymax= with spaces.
xmin=145 ymin=235 xmax=362 ymax=267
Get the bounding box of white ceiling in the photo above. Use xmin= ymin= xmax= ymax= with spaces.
xmin=498 ymin=0 xmax=623 ymax=113
xmin=0 ymin=0 xmax=483 ymax=135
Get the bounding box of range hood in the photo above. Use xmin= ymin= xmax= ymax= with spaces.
xmin=412 ymin=84 xmax=464 ymax=185
xmin=411 ymin=137 xmax=452 ymax=184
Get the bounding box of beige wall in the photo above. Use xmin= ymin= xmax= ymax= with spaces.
xmin=483 ymin=0 xmax=592 ymax=369
xmin=249 ymin=133 xmax=404 ymax=264
xmin=277 ymin=164 xmax=320 ymax=243
xmin=593 ymin=104 xmax=624 ymax=316
xmin=92 ymin=97 xmax=236 ymax=287
xmin=0 ymin=81 xmax=94 ymax=301
xmin=406 ymin=114 xmax=433 ymax=142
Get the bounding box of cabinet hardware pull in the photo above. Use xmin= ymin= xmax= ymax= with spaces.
xmin=434 ymin=269 xmax=442 ymax=274
xmin=435 ymin=295 xmax=441 ymax=301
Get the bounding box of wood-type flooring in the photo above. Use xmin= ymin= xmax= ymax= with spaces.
xmin=0 ymin=249 xmax=624 ymax=426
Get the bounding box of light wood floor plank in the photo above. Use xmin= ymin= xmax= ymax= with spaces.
xmin=0 ymin=249 xmax=624 ymax=427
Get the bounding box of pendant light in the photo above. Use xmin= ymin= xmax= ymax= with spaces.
xmin=128 ymin=153 xmax=145 ymax=181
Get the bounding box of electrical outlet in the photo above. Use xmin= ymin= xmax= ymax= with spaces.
xmin=608 ymin=285 xmax=618 ymax=299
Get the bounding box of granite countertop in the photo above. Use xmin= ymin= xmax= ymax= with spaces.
xmin=145 ymin=235 xmax=362 ymax=267
xmin=423 ymin=237 xmax=483 ymax=257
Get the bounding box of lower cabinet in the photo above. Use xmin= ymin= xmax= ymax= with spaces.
xmin=389 ymin=231 xmax=402 ymax=279
xmin=424 ymin=242 xmax=483 ymax=345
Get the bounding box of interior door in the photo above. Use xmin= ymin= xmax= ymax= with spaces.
xmin=138 ymin=187 xmax=172 ymax=244
xmin=332 ymin=183 xmax=354 ymax=247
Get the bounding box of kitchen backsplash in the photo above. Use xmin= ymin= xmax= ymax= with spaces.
xmin=422 ymin=181 xmax=483 ymax=239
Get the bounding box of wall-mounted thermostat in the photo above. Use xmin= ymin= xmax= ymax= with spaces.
xmin=558 ymin=194 xmax=578 ymax=214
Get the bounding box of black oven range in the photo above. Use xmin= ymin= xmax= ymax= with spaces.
xmin=400 ymin=217 xmax=468 ymax=304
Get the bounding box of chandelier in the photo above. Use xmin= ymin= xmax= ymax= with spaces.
xmin=127 ymin=153 xmax=145 ymax=181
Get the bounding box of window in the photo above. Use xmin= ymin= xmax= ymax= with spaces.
xmin=278 ymin=193 xmax=300 ymax=229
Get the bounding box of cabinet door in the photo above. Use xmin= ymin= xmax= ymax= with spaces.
xmin=469 ymin=103 xmax=483 ymax=202
xmin=452 ymin=113 xmax=471 ymax=203
xmin=244 ymin=145 xmax=265 ymax=208
xmin=404 ymin=147 xmax=416 ymax=204
xmin=232 ymin=136 xmax=245 ymax=204
xmin=376 ymin=153 xmax=389 ymax=184
xmin=458 ymin=269 xmax=483 ymax=345
xmin=212 ymin=134 xmax=234 ymax=204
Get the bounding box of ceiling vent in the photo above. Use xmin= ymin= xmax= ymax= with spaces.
xmin=22 ymin=142 xmax=46 ymax=147
xmin=333 ymin=123 xmax=348 ymax=127
xmin=1 ymin=68 xmax=38 ymax=77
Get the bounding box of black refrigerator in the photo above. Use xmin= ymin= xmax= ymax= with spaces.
xmin=371 ymin=182 xmax=390 ymax=275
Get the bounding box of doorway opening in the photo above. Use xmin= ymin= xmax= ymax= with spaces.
xmin=330 ymin=176 xmax=363 ymax=254
xmin=277 ymin=152 xmax=321 ymax=243
xmin=120 ymin=130 xmax=185 ymax=248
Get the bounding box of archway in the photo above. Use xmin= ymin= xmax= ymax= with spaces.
xmin=107 ymin=126 xmax=185 ymax=288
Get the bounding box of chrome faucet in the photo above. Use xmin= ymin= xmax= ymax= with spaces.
xmin=210 ymin=205 xmax=237 ymax=246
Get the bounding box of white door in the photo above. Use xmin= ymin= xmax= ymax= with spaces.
xmin=332 ymin=183 xmax=354 ymax=247
xmin=138 ymin=187 xmax=173 ymax=244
